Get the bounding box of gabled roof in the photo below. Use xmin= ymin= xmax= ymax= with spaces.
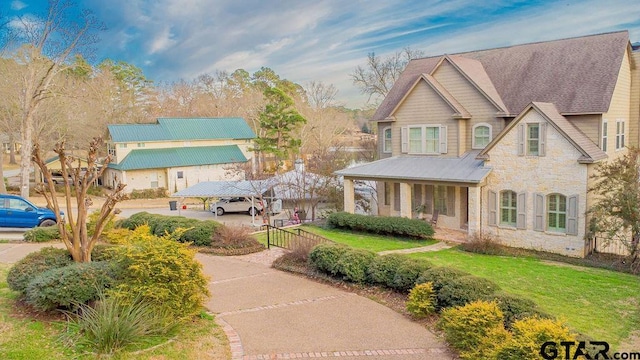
xmin=108 ymin=145 xmax=247 ymax=171
xmin=478 ymin=102 xmax=608 ymax=164
xmin=388 ymin=74 xmax=470 ymax=119
xmin=335 ymin=150 xmax=491 ymax=184
xmin=441 ymin=55 xmax=507 ymax=112
xmin=374 ymin=31 xmax=629 ymax=120
xmin=108 ymin=118 xmax=256 ymax=143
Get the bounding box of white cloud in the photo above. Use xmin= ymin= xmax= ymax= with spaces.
xmin=10 ymin=1 xmax=26 ymax=11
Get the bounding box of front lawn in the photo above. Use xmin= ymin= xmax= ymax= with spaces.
xmin=285 ymin=225 xmax=437 ymax=252
xmin=0 ymin=263 xmax=229 ymax=359
xmin=409 ymin=249 xmax=640 ymax=349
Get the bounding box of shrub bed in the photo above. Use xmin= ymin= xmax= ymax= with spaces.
xmin=495 ymin=317 xmax=576 ymax=359
xmin=415 ymin=266 xmax=471 ymax=293
xmin=335 ymin=248 xmax=376 ymax=283
xmin=108 ymin=232 xmax=209 ymax=321
xmin=438 ymin=300 xmax=510 ymax=360
xmin=117 ymin=212 xmax=220 ymax=246
xmin=367 ymin=254 xmax=407 ymax=286
xmin=486 ymin=292 xmax=553 ymax=329
xmin=436 ymin=275 xmax=501 ymax=310
xmin=390 ymin=258 xmax=432 ymax=292
xmin=7 ymin=247 xmax=73 ymax=294
xmin=326 ymin=212 xmax=434 ymax=239
xmin=25 ymin=261 xmax=118 ymax=311
xmin=406 ymin=282 xmax=436 ymax=318
xmin=23 ymin=226 xmax=60 ymax=243
xmin=308 ymin=243 xmax=349 ymax=276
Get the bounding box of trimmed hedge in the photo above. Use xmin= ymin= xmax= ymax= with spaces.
xmin=7 ymin=247 xmax=73 ymax=294
xmin=23 ymin=226 xmax=61 ymax=242
xmin=335 ymin=248 xmax=376 ymax=283
xmin=391 ymin=258 xmax=433 ymax=292
xmin=436 ymin=275 xmax=501 ymax=310
xmin=117 ymin=212 xmax=221 ymax=246
xmin=416 ymin=266 xmax=471 ymax=293
xmin=367 ymin=254 xmax=408 ymax=286
xmin=326 ymin=212 xmax=434 ymax=239
xmin=25 ymin=261 xmax=118 ymax=311
xmin=486 ymin=292 xmax=553 ymax=329
xmin=309 ymin=243 xmax=349 ymax=276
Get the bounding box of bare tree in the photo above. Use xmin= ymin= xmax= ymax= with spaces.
xmin=351 ymin=47 xmax=424 ymax=104
xmin=7 ymin=0 xmax=104 ymax=198
xmin=32 ymin=137 xmax=125 ymax=263
xmin=305 ymin=81 xmax=339 ymax=109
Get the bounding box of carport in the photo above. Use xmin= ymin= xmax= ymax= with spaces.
xmin=171 ymin=180 xmax=275 ymax=225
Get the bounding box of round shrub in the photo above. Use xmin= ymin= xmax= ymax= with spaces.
xmin=182 ymin=221 xmax=219 ymax=246
xmin=335 ymin=248 xmax=376 ymax=283
xmin=309 ymin=243 xmax=349 ymax=276
xmin=117 ymin=212 xmax=220 ymax=246
xmin=486 ymin=292 xmax=553 ymax=329
xmin=23 ymin=226 xmax=60 ymax=242
xmin=439 ymin=300 xmax=510 ymax=359
xmin=25 ymin=261 xmax=118 ymax=311
xmin=367 ymin=254 xmax=408 ymax=286
xmin=91 ymin=244 xmax=118 ymax=262
xmin=7 ymin=247 xmax=72 ymax=294
xmin=117 ymin=212 xmax=156 ymax=230
xmin=391 ymin=258 xmax=433 ymax=292
xmin=416 ymin=266 xmax=470 ymax=293
xmin=108 ymin=235 xmax=209 ymax=321
xmin=406 ymin=282 xmax=436 ymax=318
xmin=495 ymin=317 xmax=576 ymax=359
xmin=436 ymin=275 xmax=501 ymax=310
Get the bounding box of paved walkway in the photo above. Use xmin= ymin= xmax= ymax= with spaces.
xmin=0 ymin=243 xmax=456 ymax=359
xmin=198 ymin=251 xmax=455 ymax=360
xmin=377 ymin=241 xmax=452 ymax=255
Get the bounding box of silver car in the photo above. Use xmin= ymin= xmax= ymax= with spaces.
xmin=211 ymin=197 xmax=263 ymax=216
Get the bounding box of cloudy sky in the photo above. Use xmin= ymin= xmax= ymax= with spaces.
xmin=3 ymin=0 xmax=640 ymax=108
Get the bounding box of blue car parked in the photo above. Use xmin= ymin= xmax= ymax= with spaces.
xmin=0 ymin=194 xmax=62 ymax=228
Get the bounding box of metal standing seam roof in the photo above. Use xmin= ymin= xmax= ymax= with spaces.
xmin=108 ymin=117 xmax=256 ymax=143
xmin=335 ymin=150 xmax=491 ymax=184
xmin=171 ymin=179 xmax=276 ymax=198
xmin=108 ymin=145 xmax=247 ymax=171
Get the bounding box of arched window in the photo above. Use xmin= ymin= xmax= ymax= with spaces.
xmin=383 ymin=127 xmax=392 ymax=153
xmin=472 ymin=123 xmax=492 ymax=149
xmin=500 ymin=190 xmax=517 ymax=226
xmin=547 ymin=193 xmax=567 ymax=232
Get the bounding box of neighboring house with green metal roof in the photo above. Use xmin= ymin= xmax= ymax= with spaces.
xmin=104 ymin=118 xmax=255 ymax=193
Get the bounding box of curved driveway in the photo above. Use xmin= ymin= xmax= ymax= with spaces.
xmin=198 ymin=251 xmax=454 ymax=360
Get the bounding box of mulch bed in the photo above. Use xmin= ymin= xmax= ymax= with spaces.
xmin=196 ymin=243 xmax=266 ymax=256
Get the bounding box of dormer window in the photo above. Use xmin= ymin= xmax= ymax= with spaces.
xmin=472 ymin=123 xmax=492 ymax=149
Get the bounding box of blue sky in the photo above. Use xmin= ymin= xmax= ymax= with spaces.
xmin=3 ymin=0 xmax=640 ymax=108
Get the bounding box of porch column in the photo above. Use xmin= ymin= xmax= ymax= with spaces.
xmin=344 ymin=178 xmax=355 ymax=214
xmin=399 ymin=182 xmax=412 ymax=218
xmin=468 ymin=186 xmax=481 ymax=234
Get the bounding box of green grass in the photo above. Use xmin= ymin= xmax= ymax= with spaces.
xmin=409 ymin=249 xmax=640 ymax=349
xmin=0 ymin=263 xmax=229 ymax=359
xmin=255 ymin=225 xmax=437 ymax=252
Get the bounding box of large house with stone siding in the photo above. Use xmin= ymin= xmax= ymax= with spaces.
xmin=337 ymin=31 xmax=640 ymax=257
xmin=104 ymin=118 xmax=255 ymax=194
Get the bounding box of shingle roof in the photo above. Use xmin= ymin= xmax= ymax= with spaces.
xmin=335 ymin=150 xmax=491 ymax=184
xmin=108 ymin=145 xmax=247 ymax=171
xmin=374 ymin=31 xmax=629 ymax=120
xmin=478 ymin=102 xmax=608 ymax=163
xmin=108 ymin=118 xmax=256 ymax=143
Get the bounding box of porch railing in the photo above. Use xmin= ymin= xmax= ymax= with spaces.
xmin=265 ymin=225 xmax=332 ymax=250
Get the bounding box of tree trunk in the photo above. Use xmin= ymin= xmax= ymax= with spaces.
xmin=0 ymin=155 xmax=6 ymax=194
xmin=20 ymin=111 xmax=33 ymax=199
xmin=8 ymin=132 xmax=16 ymax=165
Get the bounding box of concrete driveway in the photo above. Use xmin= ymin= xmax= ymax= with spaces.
xmin=199 ymin=251 xmax=454 ymax=360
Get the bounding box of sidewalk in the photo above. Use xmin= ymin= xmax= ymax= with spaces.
xmin=199 ymin=251 xmax=455 ymax=359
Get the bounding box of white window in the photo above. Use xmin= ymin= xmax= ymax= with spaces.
xmin=472 ymin=123 xmax=492 ymax=149
xmin=527 ymin=124 xmax=539 ymax=156
xmin=601 ymin=120 xmax=608 ymax=152
xmin=402 ymin=125 xmax=445 ymax=154
xmin=616 ymin=119 xmax=625 ymax=150
xmin=500 ymin=190 xmax=517 ymax=227
xmin=547 ymin=194 xmax=567 ymax=232
xmin=137 ymin=142 xmax=145 ymax=148
xmin=409 ymin=126 xmax=423 ymax=153
xmin=118 ymin=143 xmax=127 ymax=149
xmin=382 ymin=127 xmax=392 ymax=153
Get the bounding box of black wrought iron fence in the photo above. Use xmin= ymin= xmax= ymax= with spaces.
xmin=265 ymin=225 xmax=331 ymax=250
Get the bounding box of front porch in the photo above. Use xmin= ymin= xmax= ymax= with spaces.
xmin=336 ymin=152 xmax=491 ymax=237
